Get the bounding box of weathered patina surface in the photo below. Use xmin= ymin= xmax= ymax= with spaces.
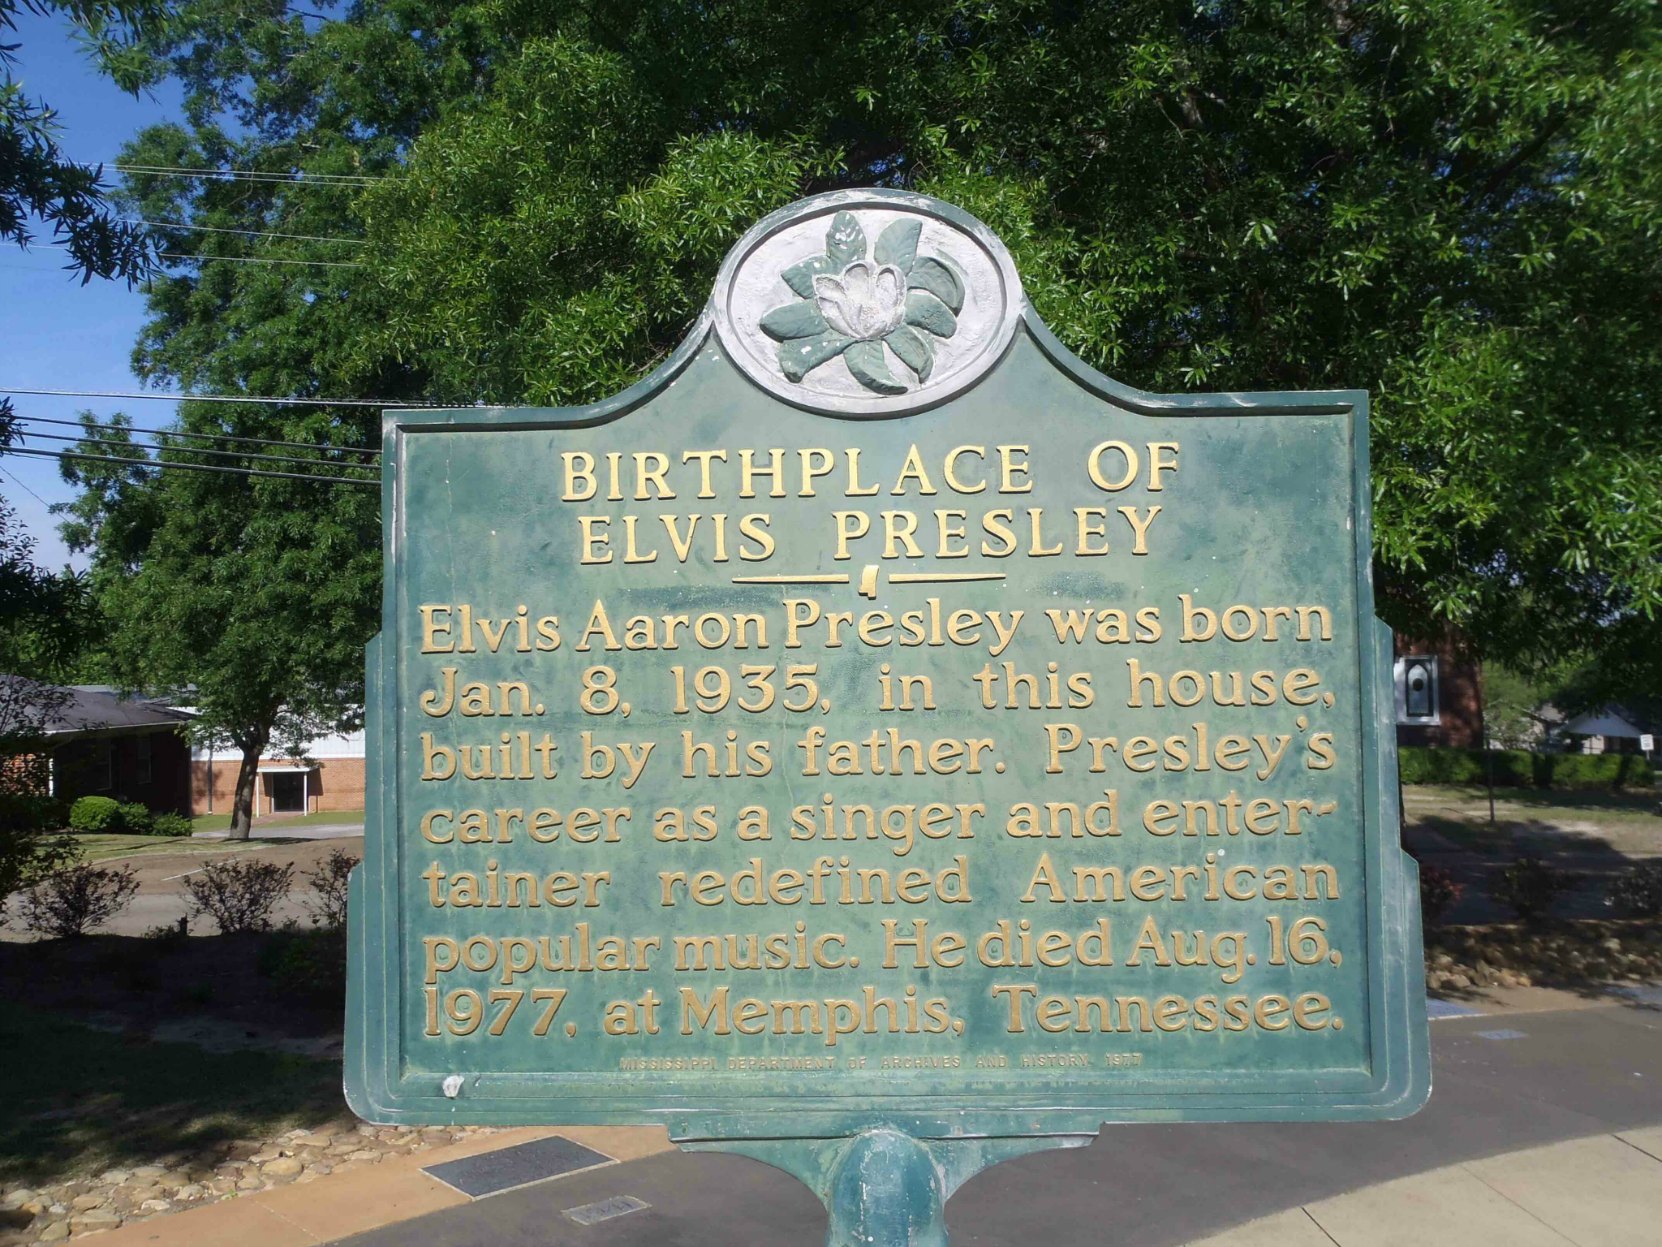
xmin=346 ymin=191 xmax=1428 ymax=1144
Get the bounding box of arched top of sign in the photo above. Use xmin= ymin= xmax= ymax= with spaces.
xmin=712 ymin=189 xmax=1024 ymax=417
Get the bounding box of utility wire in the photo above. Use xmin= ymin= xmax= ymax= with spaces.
xmin=5 ymin=446 xmax=379 ymax=488
xmin=114 ymin=163 xmax=385 ymax=186
xmin=0 ymin=463 xmax=48 ymax=506
xmin=130 ymin=218 xmax=365 ymax=245
xmin=20 ymin=414 xmax=379 ymax=457
xmin=17 ymin=428 xmax=381 ymax=474
xmin=159 ymin=251 xmax=365 ymax=269
xmin=0 ymin=387 xmax=453 ymax=410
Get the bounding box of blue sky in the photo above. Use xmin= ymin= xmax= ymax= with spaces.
xmin=2 ymin=8 xmax=183 ymax=568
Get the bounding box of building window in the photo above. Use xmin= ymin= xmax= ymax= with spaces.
xmin=1395 ymin=656 xmax=1439 ymax=725
xmin=135 ymin=735 xmax=153 ymax=786
xmin=94 ymin=742 xmax=115 ymax=791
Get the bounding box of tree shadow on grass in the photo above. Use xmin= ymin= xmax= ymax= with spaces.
xmin=0 ymin=1003 xmax=343 ymax=1186
xmin=1406 ymin=815 xmax=1648 ymax=921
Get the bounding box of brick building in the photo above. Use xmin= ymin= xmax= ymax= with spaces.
xmin=1 ymin=680 xmax=195 ymax=814
xmin=1392 ymin=632 xmax=1483 ymax=749
xmin=191 ymin=726 xmax=366 ymax=818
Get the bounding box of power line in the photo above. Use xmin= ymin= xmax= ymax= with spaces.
xmin=114 ymin=163 xmax=385 ymax=187
xmin=17 ymin=428 xmax=381 ymax=474
xmin=131 ymin=218 xmax=365 ymax=245
xmin=0 ymin=261 xmax=89 ymax=275
xmin=4 ymin=446 xmax=379 ymax=488
xmin=0 ymin=386 xmax=453 ymax=409
xmin=0 ymin=463 xmax=48 ymax=506
xmin=20 ymin=414 xmax=379 ymax=457
xmin=159 ymin=251 xmax=365 ymax=269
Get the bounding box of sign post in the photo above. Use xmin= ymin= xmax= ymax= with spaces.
xmin=347 ymin=191 xmax=1429 ymax=1243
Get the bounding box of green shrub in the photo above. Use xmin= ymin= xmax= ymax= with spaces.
xmin=17 ymin=862 xmax=140 ymax=937
xmin=1400 ymin=746 xmax=1654 ymax=791
xmin=68 ymin=796 xmax=122 ymax=833
xmin=1417 ymin=864 xmax=1464 ymax=926
xmin=1534 ymin=752 xmax=1655 ymax=790
xmin=150 ymin=811 xmax=193 ymax=838
xmin=1492 ymin=856 xmax=1573 ymax=922
xmin=1398 ymin=747 xmax=1477 ymax=785
xmin=1487 ymin=750 xmax=1536 ymax=787
xmin=259 ymin=926 xmax=346 ymax=1001
xmin=180 ymin=858 xmax=295 ymax=932
xmin=116 ymin=801 xmax=153 ymax=834
xmin=303 ymin=848 xmax=359 ymax=929
xmin=1608 ymin=863 xmax=1662 ymax=918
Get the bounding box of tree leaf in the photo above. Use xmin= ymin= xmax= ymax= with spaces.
xmin=781 ymin=254 xmax=837 ymax=298
xmin=844 ymin=340 xmax=908 ymax=395
xmin=904 ymin=288 xmax=958 ymax=338
xmin=777 ymin=330 xmax=853 ymax=382
xmin=874 ymin=219 xmax=921 ymax=271
xmin=908 ymin=256 xmax=964 ymax=313
xmin=885 ymin=324 xmax=934 ymax=382
xmin=825 ymin=211 xmax=866 ymax=265
xmin=759 ymin=299 xmax=829 ymax=341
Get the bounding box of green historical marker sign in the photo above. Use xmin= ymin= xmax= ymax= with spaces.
xmin=346 ymin=190 xmax=1428 ymax=1240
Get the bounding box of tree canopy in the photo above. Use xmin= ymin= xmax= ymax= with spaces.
xmin=1 ymin=0 xmax=157 ymax=281
xmin=74 ymin=0 xmax=1662 ymax=738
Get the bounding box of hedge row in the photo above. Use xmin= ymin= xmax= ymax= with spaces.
xmin=1400 ymin=746 xmax=1654 ymax=790
xmin=67 ymin=795 xmax=192 ymax=836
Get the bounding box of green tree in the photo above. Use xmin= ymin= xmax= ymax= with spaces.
xmin=96 ymin=0 xmax=1662 ymax=729
xmin=1 ymin=0 xmax=158 ymax=281
xmin=349 ymin=1 xmax=1662 ymax=684
xmin=1481 ymin=663 xmax=1566 ymax=752
xmin=58 ymin=413 xmax=378 ymax=838
xmin=53 ymin=0 xmax=414 ymax=838
xmin=0 ymin=510 xmax=78 ymax=911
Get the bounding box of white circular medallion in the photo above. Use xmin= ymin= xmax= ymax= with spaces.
xmin=712 ymin=190 xmax=1024 ymax=417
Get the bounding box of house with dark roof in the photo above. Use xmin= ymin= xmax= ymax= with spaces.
xmin=1 ymin=678 xmax=195 ymax=814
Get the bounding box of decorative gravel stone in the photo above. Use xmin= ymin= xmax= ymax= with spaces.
xmin=1425 ymin=918 xmax=1662 ymax=992
xmin=1 ymin=1121 xmax=514 ymax=1246
xmin=67 ymin=1209 xmax=121 ymax=1233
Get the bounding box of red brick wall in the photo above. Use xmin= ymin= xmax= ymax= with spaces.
xmin=51 ymin=729 xmax=192 ymax=814
xmin=1394 ymin=632 xmax=1483 ymax=750
xmin=190 ymin=756 xmax=366 ymax=817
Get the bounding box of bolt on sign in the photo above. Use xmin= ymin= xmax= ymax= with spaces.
xmin=347 ymin=191 xmax=1428 ymax=1238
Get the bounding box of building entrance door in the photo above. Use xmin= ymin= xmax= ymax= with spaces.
xmin=268 ymin=771 xmax=305 ymax=813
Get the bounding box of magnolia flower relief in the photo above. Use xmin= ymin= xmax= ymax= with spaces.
xmin=759 ymin=211 xmax=966 ymax=396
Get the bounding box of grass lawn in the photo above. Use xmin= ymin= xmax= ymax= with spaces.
xmin=0 ymin=1004 xmax=342 ymax=1185
xmin=1403 ymin=783 xmax=1662 ymax=856
xmin=67 ymin=833 xmax=322 ymax=863
xmin=72 ymin=833 xmax=200 ymax=863
xmin=191 ymin=809 xmax=364 ymax=834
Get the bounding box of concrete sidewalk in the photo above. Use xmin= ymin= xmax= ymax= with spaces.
xmin=1189 ymin=1130 xmax=1662 ymax=1246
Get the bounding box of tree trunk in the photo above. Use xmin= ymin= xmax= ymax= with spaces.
xmin=227 ymin=729 xmax=269 ymax=840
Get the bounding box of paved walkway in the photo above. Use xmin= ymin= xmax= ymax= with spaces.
xmin=1189 ymin=1130 xmax=1662 ymax=1245
xmin=72 ymin=985 xmax=1662 ymax=1247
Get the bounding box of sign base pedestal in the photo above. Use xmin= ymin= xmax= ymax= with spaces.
xmin=682 ymin=1127 xmax=1094 ymax=1247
